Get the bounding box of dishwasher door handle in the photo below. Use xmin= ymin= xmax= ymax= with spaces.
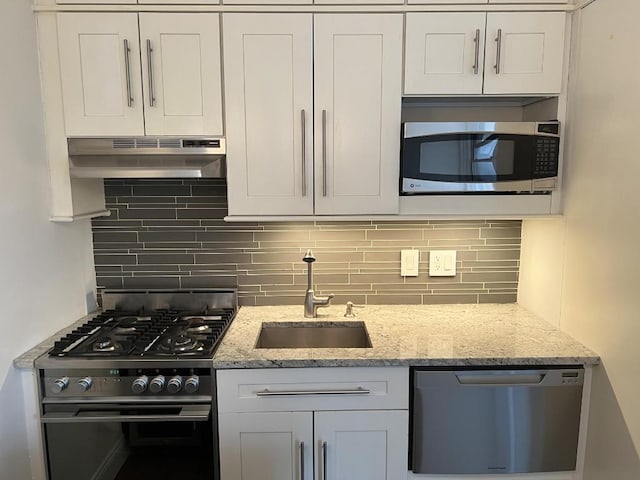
xmin=455 ymin=373 xmax=545 ymax=385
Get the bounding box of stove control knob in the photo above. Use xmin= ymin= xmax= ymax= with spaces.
xmin=131 ymin=375 xmax=149 ymax=394
xmin=149 ymin=375 xmax=166 ymax=393
xmin=167 ymin=376 xmax=183 ymax=394
xmin=184 ymin=375 xmax=200 ymax=394
xmin=51 ymin=377 xmax=69 ymax=394
xmin=77 ymin=377 xmax=93 ymax=392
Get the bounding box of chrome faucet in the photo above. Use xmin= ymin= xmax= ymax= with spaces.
xmin=303 ymin=250 xmax=334 ymax=318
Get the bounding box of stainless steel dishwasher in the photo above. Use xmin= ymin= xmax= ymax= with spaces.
xmin=411 ymin=367 xmax=584 ymax=474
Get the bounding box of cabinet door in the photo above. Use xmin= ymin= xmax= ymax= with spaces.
xmin=483 ymin=12 xmax=566 ymax=95
xmin=223 ymin=14 xmax=313 ymax=216
xmin=405 ymin=13 xmax=486 ymax=95
xmin=218 ymin=412 xmax=313 ymax=480
xmin=314 ymin=14 xmax=402 ymax=215
xmin=315 ymin=410 xmax=408 ymax=480
xmin=139 ymin=14 xmax=223 ymax=136
xmin=57 ymin=13 xmax=144 ymax=136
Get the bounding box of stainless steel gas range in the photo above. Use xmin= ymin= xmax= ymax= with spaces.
xmin=35 ymin=289 xmax=237 ymax=480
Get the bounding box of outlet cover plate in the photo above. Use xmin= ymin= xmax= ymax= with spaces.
xmin=429 ymin=250 xmax=456 ymax=277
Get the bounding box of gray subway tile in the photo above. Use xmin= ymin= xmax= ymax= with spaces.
xmin=93 ymin=242 xmax=141 ymax=251
xmin=123 ymin=277 xmax=181 ymax=289
xmin=477 ymin=249 xmax=521 ymax=261
xmin=137 ymin=253 xmax=195 ymax=265
xmin=461 ymin=272 xmax=519 ymax=283
xmin=119 ymin=208 xmax=176 ymax=220
xmin=96 ymin=277 xmax=124 ymax=288
xmin=94 ymin=254 xmax=137 ymax=265
xmin=132 ymin=185 xmax=191 ymax=196
xmin=480 ymin=227 xmax=522 ymax=239
xmin=479 ymin=293 xmax=518 ymax=304
xmin=367 ymin=295 xmax=422 ymax=305
xmin=93 ymin=232 xmax=138 ymax=243
xmin=195 ymin=253 xmax=252 ymax=264
xmin=180 ymin=276 xmax=238 ymax=288
xmin=196 ymin=231 xmax=254 ymax=242
xmin=177 ymin=208 xmax=226 ymax=219
xmin=423 ymin=294 xmax=479 ymax=304
xmin=366 ymin=229 xmax=422 ymax=240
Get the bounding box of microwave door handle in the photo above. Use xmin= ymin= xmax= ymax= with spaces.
xmin=41 ymin=404 xmax=211 ymax=423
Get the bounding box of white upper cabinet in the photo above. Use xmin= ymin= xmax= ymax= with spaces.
xmin=405 ymin=13 xmax=486 ymax=95
xmin=223 ymin=14 xmax=314 ymax=216
xmin=314 ymin=14 xmax=402 ymax=215
xmin=57 ymin=13 xmax=144 ymax=136
xmin=58 ymin=13 xmax=223 ymax=137
xmin=483 ymin=12 xmax=566 ymax=95
xmin=139 ymin=14 xmax=223 ymax=136
xmin=224 ymin=14 xmax=402 ymax=217
xmin=405 ymin=12 xmax=566 ymax=96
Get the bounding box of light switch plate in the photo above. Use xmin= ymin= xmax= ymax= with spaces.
xmin=401 ymin=250 xmax=420 ymax=277
xmin=429 ymin=250 xmax=456 ymax=277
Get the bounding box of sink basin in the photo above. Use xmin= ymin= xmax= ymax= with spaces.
xmin=255 ymin=321 xmax=372 ymax=349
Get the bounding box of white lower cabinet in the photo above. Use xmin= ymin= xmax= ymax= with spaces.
xmin=217 ymin=367 xmax=409 ymax=480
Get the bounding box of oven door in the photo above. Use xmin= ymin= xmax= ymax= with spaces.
xmin=41 ymin=403 xmax=214 ymax=480
xmin=401 ymin=123 xmax=559 ymax=194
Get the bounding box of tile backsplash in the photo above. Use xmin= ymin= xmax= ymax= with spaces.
xmin=92 ymin=179 xmax=521 ymax=306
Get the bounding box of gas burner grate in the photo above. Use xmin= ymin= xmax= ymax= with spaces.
xmin=49 ymin=310 xmax=173 ymax=357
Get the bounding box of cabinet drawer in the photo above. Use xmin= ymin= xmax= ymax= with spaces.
xmin=217 ymin=367 xmax=409 ymax=413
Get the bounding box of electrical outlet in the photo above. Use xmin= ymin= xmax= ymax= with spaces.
xmin=401 ymin=250 xmax=419 ymax=277
xmin=429 ymin=250 xmax=456 ymax=277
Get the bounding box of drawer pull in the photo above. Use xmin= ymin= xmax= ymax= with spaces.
xmin=256 ymin=387 xmax=370 ymax=397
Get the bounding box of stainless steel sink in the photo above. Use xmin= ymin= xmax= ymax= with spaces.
xmin=255 ymin=321 xmax=372 ymax=349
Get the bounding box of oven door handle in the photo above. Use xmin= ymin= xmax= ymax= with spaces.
xmin=41 ymin=404 xmax=211 ymax=423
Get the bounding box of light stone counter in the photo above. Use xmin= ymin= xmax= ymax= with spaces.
xmin=212 ymin=304 xmax=599 ymax=368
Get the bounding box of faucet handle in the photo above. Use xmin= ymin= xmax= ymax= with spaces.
xmin=303 ymin=250 xmax=316 ymax=263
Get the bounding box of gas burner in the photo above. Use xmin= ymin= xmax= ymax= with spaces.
xmin=47 ymin=291 xmax=237 ymax=359
xmin=113 ymin=315 xmax=152 ymax=333
xmin=184 ymin=318 xmax=212 ymax=333
xmin=93 ymin=337 xmax=117 ymax=352
xmin=159 ymin=334 xmax=202 ymax=353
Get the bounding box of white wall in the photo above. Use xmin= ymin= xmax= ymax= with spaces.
xmin=0 ymin=1 xmax=96 ymax=478
xmin=519 ymin=0 xmax=640 ymax=477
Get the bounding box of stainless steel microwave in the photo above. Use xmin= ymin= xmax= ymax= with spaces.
xmin=400 ymin=121 xmax=560 ymax=194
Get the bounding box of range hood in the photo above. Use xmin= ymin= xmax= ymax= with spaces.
xmin=68 ymin=137 xmax=226 ymax=178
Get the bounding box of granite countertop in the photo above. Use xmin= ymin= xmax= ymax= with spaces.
xmin=212 ymin=304 xmax=600 ymax=369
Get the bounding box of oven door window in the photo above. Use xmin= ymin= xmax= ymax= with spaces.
xmin=42 ymin=404 xmax=214 ymax=480
xmin=402 ymin=133 xmax=537 ymax=183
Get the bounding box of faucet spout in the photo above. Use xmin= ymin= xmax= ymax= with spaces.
xmin=302 ymin=250 xmax=334 ymax=318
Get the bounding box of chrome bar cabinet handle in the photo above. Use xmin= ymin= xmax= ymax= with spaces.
xmin=472 ymin=28 xmax=480 ymax=75
xmin=322 ymin=109 xmax=327 ymax=197
xmin=301 ymin=109 xmax=307 ymax=197
xmin=123 ymin=39 xmax=133 ymax=107
xmin=322 ymin=441 xmax=328 ymax=480
xmin=146 ymin=39 xmax=155 ymax=107
xmin=256 ymin=388 xmax=370 ymax=397
xmin=494 ymin=28 xmax=502 ymax=74
xmin=300 ymin=441 xmax=305 ymax=480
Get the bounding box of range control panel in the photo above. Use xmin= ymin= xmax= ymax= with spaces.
xmin=40 ymin=368 xmax=212 ymax=400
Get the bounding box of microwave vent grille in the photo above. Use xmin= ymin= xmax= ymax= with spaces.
xmin=113 ymin=138 xmax=135 ymax=149
xmin=159 ymin=138 xmax=182 ymax=149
